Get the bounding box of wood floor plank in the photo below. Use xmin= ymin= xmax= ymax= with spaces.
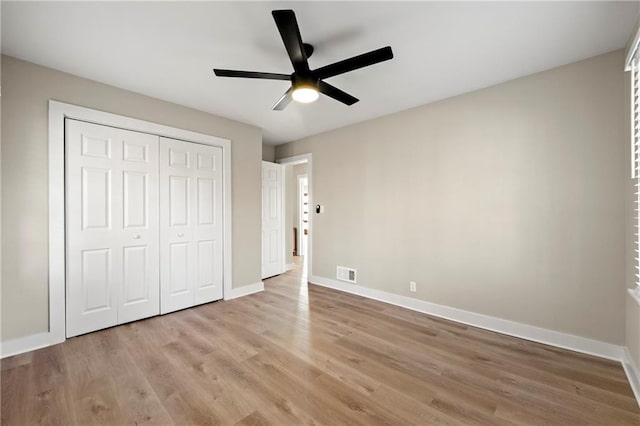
xmin=261 ymin=328 xmax=381 ymax=397
xmin=369 ymin=384 xmax=462 ymax=426
xmin=199 ymin=345 xmax=322 ymax=425
xmin=1 ymin=365 xmax=33 ymax=424
xmin=67 ymin=373 xmax=129 ymax=426
xmin=494 ymin=372 xmax=640 ymax=425
xmin=234 ymin=411 xmax=271 ymax=426
xmin=2 ymin=257 xmax=638 ymax=425
xmin=0 ymin=351 xmax=34 ymax=371
xmin=109 ymin=370 xmax=175 ymax=426
xmin=160 ymin=340 xmax=254 ymax=423
xmin=241 ymin=352 xmax=358 ymax=424
xmin=25 ymin=382 xmax=77 ymax=426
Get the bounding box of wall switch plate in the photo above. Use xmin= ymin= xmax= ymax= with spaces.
xmin=410 ymin=281 xmax=416 ymax=292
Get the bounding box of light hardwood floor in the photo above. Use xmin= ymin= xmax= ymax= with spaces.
xmin=2 ymin=258 xmax=639 ymax=425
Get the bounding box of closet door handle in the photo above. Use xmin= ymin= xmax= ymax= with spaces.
xmin=177 ymin=233 xmax=184 ymax=238
xmin=133 ymin=235 xmax=141 ymax=239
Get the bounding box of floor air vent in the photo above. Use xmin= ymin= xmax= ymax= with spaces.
xmin=336 ymin=266 xmax=357 ymax=283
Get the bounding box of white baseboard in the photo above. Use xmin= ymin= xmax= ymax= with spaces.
xmin=309 ymin=275 xmax=623 ymax=362
xmin=285 ymin=263 xmax=295 ymax=272
xmin=622 ymin=348 xmax=640 ymax=407
xmin=1 ymin=331 xmax=52 ymax=359
xmin=225 ymin=281 xmax=264 ymax=300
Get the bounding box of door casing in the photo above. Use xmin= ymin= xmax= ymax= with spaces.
xmin=277 ymin=154 xmax=313 ymax=278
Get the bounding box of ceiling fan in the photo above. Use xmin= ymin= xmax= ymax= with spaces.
xmin=213 ymin=9 xmax=394 ymax=110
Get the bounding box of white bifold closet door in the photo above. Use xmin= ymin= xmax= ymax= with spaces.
xmin=66 ymin=121 xmax=224 ymax=337
xmin=160 ymin=137 xmax=223 ymax=314
xmin=66 ymin=119 xmax=160 ymax=338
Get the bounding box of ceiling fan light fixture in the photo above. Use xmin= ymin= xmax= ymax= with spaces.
xmin=292 ymin=85 xmax=319 ymax=103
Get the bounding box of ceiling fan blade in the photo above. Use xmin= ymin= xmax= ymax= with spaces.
xmin=272 ymin=10 xmax=310 ymax=74
xmin=213 ymin=69 xmax=291 ymax=81
xmin=318 ymin=81 xmax=359 ymax=106
xmin=313 ymin=46 xmax=393 ymax=80
xmin=272 ymin=87 xmax=293 ymax=111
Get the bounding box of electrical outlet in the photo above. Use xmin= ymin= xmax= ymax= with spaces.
xmin=410 ymin=281 xmax=416 ymax=292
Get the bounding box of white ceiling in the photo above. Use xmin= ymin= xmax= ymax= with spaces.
xmin=2 ymin=2 xmax=638 ymax=145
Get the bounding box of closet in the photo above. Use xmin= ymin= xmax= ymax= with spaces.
xmin=65 ymin=119 xmax=223 ymax=338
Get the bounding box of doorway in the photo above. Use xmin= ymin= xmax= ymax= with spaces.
xmin=279 ymin=154 xmax=312 ymax=279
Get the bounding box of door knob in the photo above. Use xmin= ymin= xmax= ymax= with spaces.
xmin=133 ymin=235 xmax=141 ymax=239
xmin=177 ymin=233 xmax=184 ymax=237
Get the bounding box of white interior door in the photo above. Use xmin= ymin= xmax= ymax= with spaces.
xmin=160 ymin=137 xmax=223 ymax=314
xmin=262 ymin=161 xmax=284 ymax=279
xmin=66 ymin=119 xmax=160 ymax=337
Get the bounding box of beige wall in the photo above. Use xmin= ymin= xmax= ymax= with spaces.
xmin=1 ymin=55 xmax=263 ymax=341
xmin=293 ymin=164 xmax=308 ymax=175
xmin=262 ymin=144 xmax=275 ymax=162
xmin=277 ymin=50 xmax=627 ymax=344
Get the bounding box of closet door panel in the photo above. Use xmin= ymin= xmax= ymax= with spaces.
xmin=160 ymin=138 xmax=195 ymax=313
xmin=160 ymin=138 xmax=223 ymax=313
xmin=117 ymin=128 xmax=160 ymax=324
xmin=193 ymin=143 xmax=223 ymax=304
xmin=66 ymin=120 xmax=160 ymax=336
xmin=66 ymin=120 xmax=121 ymax=337
xmin=81 ymin=248 xmax=113 ymax=313
xmin=122 ymin=246 xmax=148 ymax=302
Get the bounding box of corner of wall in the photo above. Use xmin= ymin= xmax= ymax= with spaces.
xmin=262 ymin=143 xmax=275 ymax=162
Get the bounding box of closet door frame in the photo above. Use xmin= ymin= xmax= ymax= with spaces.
xmin=48 ymin=101 xmax=233 ymax=346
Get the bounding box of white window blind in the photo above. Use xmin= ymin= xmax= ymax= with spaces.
xmin=632 ymin=55 xmax=640 ymax=291
xmin=632 ymin=58 xmax=639 ymax=178
xmin=627 ymin=23 xmax=640 ymax=298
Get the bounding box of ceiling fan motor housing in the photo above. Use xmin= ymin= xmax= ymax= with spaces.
xmin=303 ymin=43 xmax=314 ymax=58
xmin=292 ymin=74 xmax=318 ymax=89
